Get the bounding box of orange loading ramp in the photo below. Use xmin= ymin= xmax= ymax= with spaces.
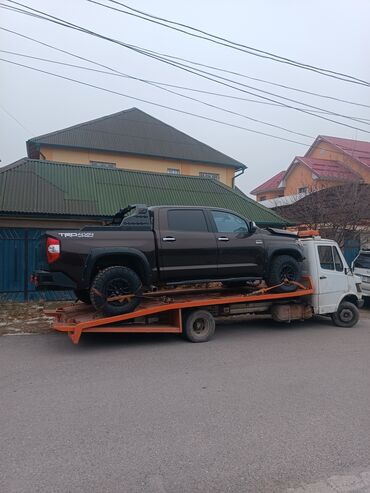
xmin=46 ymin=277 xmax=314 ymax=344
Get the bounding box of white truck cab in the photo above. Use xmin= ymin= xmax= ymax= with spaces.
xmin=299 ymin=236 xmax=363 ymax=324
xmin=352 ymin=249 xmax=370 ymax=299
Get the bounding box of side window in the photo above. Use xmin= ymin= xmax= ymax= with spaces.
xmin=199 ymin=172 xmax=220 ymax=180
xmin=333 ymin=247 xmax=343 ymax=272
xmin=167 ymin=210 xmax=208 ymax=232
xmin=90 ymin=161 xmax=116 ymax=169
xmin=318 ymin=245 xmax=335 ymax=270
xmin=211 ymin=211 xmax=249 ymax=233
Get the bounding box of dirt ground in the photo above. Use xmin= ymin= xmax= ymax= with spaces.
xmin=0 ymin=301 xmax=73 ymax=336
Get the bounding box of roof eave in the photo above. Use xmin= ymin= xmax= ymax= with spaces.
xmin=28 ymin=141 xmax=246 ymax=170
xmin=251 ymin=186 xmax=285 ymax=195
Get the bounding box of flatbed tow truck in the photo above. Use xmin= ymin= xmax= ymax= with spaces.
xmin=46 ymin=234 xmax=363 ymax=344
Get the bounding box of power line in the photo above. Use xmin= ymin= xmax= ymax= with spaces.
xmin=133 ymin=48 xmax=370 ymax=130
xmin=3 ymin=26 xmax=369 ymax=122
xmin=133 ymin=47 xmax=370 ymax=110
xmin=3 ymin=47 xmax=369 ymax=127
xmin=0 ymin=56 xmax=364 ymax=167
xmin=3 ymin=5 xmax=369 ymax=109
xmin=122 ymin=43 xmax=370 ymax=133
xmin=2 ymin=3 xmax=369 ymax=135
xmin=0 ymin=56 xmax=315 ymax=146
xmin=3 ymin=1 xmax=368 ymax=125
xmin=0 ymin=102 xmax=30 ymax=131
xmin=88 ymin=0 xmax=370 ymax=87
xmin=0 ymin=49 xmax=317 ymax=139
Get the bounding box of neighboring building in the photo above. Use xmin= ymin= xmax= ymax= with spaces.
xmin=251 ymin=135 xmax=370 ymax=202
xmin=250 ymin=170 xmax=286 ymax=203
xmin=0 ymin=158 xmax=288 ymax=301
xmin=26 ymin=107 xmax=246 ymax=187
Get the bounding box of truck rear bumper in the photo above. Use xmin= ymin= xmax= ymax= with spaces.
xmin=31 ymin=270 xmax=77 ymax=290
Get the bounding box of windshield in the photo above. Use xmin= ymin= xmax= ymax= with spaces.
xmin=354 ymin=253 xmax=370 ymax=269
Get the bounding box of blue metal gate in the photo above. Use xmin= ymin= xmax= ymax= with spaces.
xmin=0 ymin=228 xmax=74 ymax=302
xmin=343 ymin=238 xmax=360 ymax=266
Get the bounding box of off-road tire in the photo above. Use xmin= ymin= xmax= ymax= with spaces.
xmin=331 ymin=301 xmax=359 ymax=327
xmin=90 ymin=266 xmax=142 ymax=317
xmin=267 ymin=255 xmax=301 ymax=293
xmin=183 ymin=310 xmax=215 ymax=343
xmin=74 ymin=289 xmax=91 ymax=304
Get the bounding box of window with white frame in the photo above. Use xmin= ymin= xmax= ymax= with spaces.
xmin=199 ymin=172 xmax=220 ymax=180
xmin=167 ymin=168 xmax=180 ymax=175
xmin=298 ymin=186 xmax=308 ymax=194
xmin=90 ymin=161 xmax=116 ymax=169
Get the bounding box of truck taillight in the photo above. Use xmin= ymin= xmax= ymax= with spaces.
xmin=46 ymin=237 xmax=60 ymax=263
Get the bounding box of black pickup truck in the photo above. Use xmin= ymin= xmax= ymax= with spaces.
xmin=33 ymin=205 xmax=304 ymax=316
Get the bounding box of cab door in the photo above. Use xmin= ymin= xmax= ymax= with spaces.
xmin=158 ymin=208 xmax=218 ymax=282
xmin=209 ymin=210 xmax=265 ymax=278
xmin=317 ymin=243 xmax=349 ymax=313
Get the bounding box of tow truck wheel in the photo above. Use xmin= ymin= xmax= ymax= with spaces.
xmin=183 ymin=310 xmax=215 ymax=343
xmin=90 ymin=266 xmax=142 ymax=316
xmin=331 ymin=301 xmax=359 ymax=328
xmin=74 ymin=289 xmax=92 ymax=305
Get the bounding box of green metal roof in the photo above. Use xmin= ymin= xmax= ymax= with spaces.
xmin=0 ymin=159 xmax=289 ymax=226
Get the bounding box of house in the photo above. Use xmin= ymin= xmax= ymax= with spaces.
xmin=0 ymin=158 xmax=288 ymax=301
xmin=251 ymin=135 xmax=370 ymax=202
xmin=250 ymin=170 xmax=286 ymax=203
xmin=26 ymin=107 xmax=246 ymax=187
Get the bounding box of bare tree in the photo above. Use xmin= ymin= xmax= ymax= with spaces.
xmin=274 ymin=183 xmax=370 ymax=248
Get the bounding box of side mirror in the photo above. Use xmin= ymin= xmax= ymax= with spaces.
xmin=249 ymin=221 xmax=257 ymax=233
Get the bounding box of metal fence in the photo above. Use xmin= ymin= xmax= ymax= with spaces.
xmin=0 ymin=228 xmax=74 ymax=302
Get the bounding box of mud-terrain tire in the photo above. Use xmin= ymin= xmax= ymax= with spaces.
xmin=183 ymin=310 xmax=215 ymax=342
xmin=90 ymin=266 xmax=142 ymax=316
xmin=331 ymin=301 xmax=359 ymax=327
xmin=267 ymin=255 xmax=301 ymax=293
xmin=74 ymin=289 xmax=91 ymax=304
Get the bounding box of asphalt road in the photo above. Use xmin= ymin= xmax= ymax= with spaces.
xmin=1 ymin=315 xmax=370 ymax=493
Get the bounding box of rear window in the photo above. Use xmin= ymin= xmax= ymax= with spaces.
xmin=167 ymin=210 xmax=208 ymax=232
xmin=354 ymin=253 xmax=370 ymax=269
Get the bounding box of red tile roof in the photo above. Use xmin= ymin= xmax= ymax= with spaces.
xmin=296 ymin=157 xmax=362 ymax=181
xmin=317 ymin=136 xmax=370 ymax=169
xmin=251 ymin=170 xmax=286 ymax=195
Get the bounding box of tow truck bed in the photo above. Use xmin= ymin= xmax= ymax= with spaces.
xmin=46 ymin=277 xmax=314 ymax=344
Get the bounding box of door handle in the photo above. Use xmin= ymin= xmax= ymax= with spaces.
xmin=162 ymin=236 xmax=176 ymax=242
xmin=320 ymin=275 xmax=327 ymax=279
xmin=218 ymin=237 xmax=229 ymax=241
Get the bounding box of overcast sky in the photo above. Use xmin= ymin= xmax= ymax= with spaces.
xmin=1 ymin=0 xmax=370 ymax=195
